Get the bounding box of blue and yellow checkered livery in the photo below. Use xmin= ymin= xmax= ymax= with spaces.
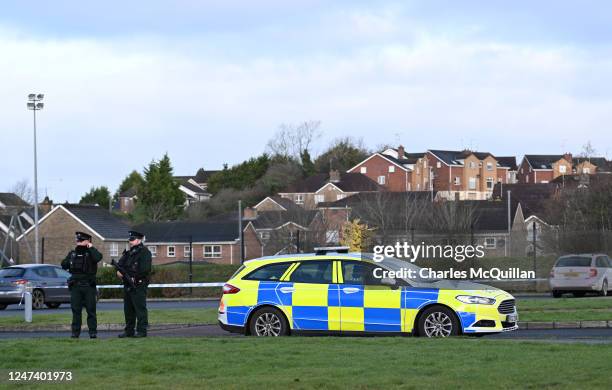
xmin=218 ymin=254 xmax=517 ymax=335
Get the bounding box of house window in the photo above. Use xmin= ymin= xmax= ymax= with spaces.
xmin=388 ymin=166 xmax=395 ymax=173
xmin=436 ymin=162 xmax=441 ymax=168
xmin=416 ymin=167 xmax=420 ymax=174
xmin=360 ymin=167 xmax=367 ymax=174
xmin=526 ymin=175 xmax=529 ymax=183
xmin=417 ymin=183 xmax=420 ymax=190
xmin=559 ymin=165 xmax=567 ymax=174
xmin=167 ymin=246 xmax=176 ymax=257
xmin=583 ymin=167 xmax=590 ymax=174
xmin=423 ymin=159 xmax=427 ymax=167
xmin=184 ymin=245 xmax=191 ymax=258
xmin=486 ymin=177 xmax=494 ymax=189
xmin=314 ymin=194 xmax=324 ymax=203
xmin=260 ymin=231 xmax=270 ymax=240
xmin=148 ymin=246 xmax=157 ymax=258
xmin=295 ymin=194 xmax=304 ymax=204
xmin=454 ymin=176 xmax=461 ymax=185
xmin=377 ymin=176 xmax=386 ymax=185
xmin=336 ymin=194 xmax=347 ymax=200
xmin=468 ymin=177 xmax=477 ymax=190
xmin=484 ymin=237 xmax=496 ymax=249
xmin=204 ymin=245 xmax=222 ymax=258
xmin=487 ymin=162 xmax=493 ymax=171
xmin=325 ymin=230 xmax=339 ymax=243
xmin=110 ymin=242 xmax=119 ymax=257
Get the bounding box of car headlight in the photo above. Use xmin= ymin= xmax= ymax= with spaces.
xmin=456 ymin=295 xmax=496 ymax=305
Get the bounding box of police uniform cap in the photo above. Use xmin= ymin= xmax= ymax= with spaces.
xmin=128 ymin=230 xmax=144 ymax=240
xmin=75 ymin=231 xmax=92 ymax=241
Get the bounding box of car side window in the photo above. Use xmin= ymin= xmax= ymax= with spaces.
xmin=596 ymin=257 xmax=608 ymax=268
xmin=33 ymin=267 xmax=55 ymax=278
xmin=341 ymin=261 xmax=386 ymax=286
xmin=55 ymin=268 xmax=71 ymax=278
xmin=289 ymin=261 xmax=333 ymax=284
xmin=243 ymin=262 xmax=293 ymax=281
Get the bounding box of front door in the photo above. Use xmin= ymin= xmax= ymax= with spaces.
xmin=339 ymin=261 xmax=402 ymax=332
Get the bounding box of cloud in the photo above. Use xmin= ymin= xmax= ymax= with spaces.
xmin=1 ymin=8 xmax=611 ymax=201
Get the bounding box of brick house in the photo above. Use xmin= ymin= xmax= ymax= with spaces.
xmin=117 ymin=187 xmax=137 ymax=213
xmin=278 ymin=170 xmax=380 ymax=209
xmin=572 ymin=157 xmax=610 ymax=175
xmin=347 ymin=146 xmax=423 ymax=191
xmin=516 ymin=154 xmax=573 ymax=184
xmin=16 ymin=204 xmax=131 ymax=265
xmin=133 ymin=221 xmax=262 ymax=265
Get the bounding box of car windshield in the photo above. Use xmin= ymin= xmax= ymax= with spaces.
xmin=0 ymin=268 xmax=25 ymax=278
xmin=363 ymin=255 xmax=437 ymax=283
xmin=555 ymin=256 xmax=592 ymax=267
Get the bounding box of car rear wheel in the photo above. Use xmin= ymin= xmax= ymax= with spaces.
xmin=600 ymin=280 xmax=608 ymax=297
xmin=249 ymin=307 xmax=289 ymax=337
xmin=0 ymin=303 xmax=7 ymax=310
xmin=45 ymin=302 xmax=61 ymax=309
xmin=32 ymin=289 xmax=45 ymax=310
xmin=418 ymin=306 xmax=460 ymax=337
xmin=552 ymin=290 xmax=563 ymax=298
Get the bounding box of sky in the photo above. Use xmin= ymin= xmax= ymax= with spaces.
xmin=1 ymin=0 xmax=612 ymax=202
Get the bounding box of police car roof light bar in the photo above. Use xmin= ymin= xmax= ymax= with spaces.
xmin=314 ymin=246 xmax=350 ymax=255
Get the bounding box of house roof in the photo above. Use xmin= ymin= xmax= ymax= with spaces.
xmin=282 ymin=173 xmax=380 ymax=193
xmin=381 ymin=149 xmax=425 ymax=165
xmin=523 ymin=155 xmax=565 ymax=170
xmin=133 ymin=221 xmax=239 ymax=243
xmin=251 ymin=210 xmax=318 ymax=230
xmin=254 ymin=196 xmax=303 ymax=212
xmin=428 ymin=150 xmax=493 ymax=166
xmin=496 ymin=156 xmax=518 ymax=170
xmin=0 ymin=193 xmax=30 ymax=208
xmin=317 ymin=191 xmax=437 ymax=208
xmin=573 ymin=157 xmax=609 ymax=169
xmin=194 ymin=170 xmax=220 ymax=183
xmin=175 ymin=177 xmax=208 ymax=195
xmin=63 ymin=204 xmax=131 ymax=240
xmin=491 ymin=183 xmax=557 ymax=219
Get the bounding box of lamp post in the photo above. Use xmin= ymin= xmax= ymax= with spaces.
xmin=27 ymin=93 xmax=44 ymax=264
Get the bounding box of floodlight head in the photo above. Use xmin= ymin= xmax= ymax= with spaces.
xmin=36 ymin=94 xmax=44 ymax=100
xmin=28 ymin=93 xmax=36 ymax=100
xmin=36 ymin=102 xmax=44 ymax=109
xmin=27 ymin=102 xmax=35 ymax=109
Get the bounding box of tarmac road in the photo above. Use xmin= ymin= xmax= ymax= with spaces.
xmin=1 ymin=326 xmax=612 ymax=343
xmin=0 ymin=300 xmax=219 ymax=317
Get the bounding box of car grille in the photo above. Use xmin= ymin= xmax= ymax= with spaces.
xmin=497 ymin=299 xmax=516 ymax=314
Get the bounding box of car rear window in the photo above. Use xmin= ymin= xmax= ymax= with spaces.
xmin=555 ymin=257 xmax=592 ymax=267
xmin=243 ymin=263 xmax=293 ymax=281
xmin=0 ymin=268 xmax=25 ymax=278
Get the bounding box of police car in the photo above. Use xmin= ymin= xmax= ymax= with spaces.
xmin=218 ymin=248 xmax=519 ymax=337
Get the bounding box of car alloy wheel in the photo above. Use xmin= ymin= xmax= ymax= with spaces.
xmin=423 ymin=311 xmax=453 ymax=337
xmin=602 ymin=280 xmax=608 ymax=297
xmin=254 ymin=312 xmax=282 ymax=336
xmin=32 ymin=290 xmax=45 ymax=310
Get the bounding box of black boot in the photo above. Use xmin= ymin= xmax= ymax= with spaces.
xmin=134 ymin=333 xmax=147 ymax=338
xmin=118 ymin=332 xmax=135 ymax=338
xmin=71 ymin=332 xmax=79 ymax=339
xmin=89 ymin=333 xmax=97 ymax=339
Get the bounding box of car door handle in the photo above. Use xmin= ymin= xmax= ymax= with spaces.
xmin=279 ymin=287 xmax=295 ymax=293
xmin=342 ymin=287 xmax=360 ymax=294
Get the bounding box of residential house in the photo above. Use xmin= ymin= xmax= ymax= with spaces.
xmin=117 ymin=187 xmax=137 ymax=213
xmin=572 ymin=157 xmax=611 ymax=175
xmin=516 ymin=154 xmax=573 ymax=184
xmin=134 ymin=220 xmax=261 ymax=264
xmin=174 ymin=168 xmax=220 ymax=207
xmin=16 ymin=204 xmax=131 ymax=264
xmin=278 ymin=169 xmax=380 ymax=209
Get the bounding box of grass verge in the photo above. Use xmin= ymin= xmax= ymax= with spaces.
xmin=517 ymin=297 xmax=612 ymax=321
xmin=1 ymin=337 xmax=611 ymax=389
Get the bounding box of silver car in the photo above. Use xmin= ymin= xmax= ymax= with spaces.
xmin=549 ymin=254 xmax=612 ymax=298
xmin=0 ymin=264 xmax=71 ymax=310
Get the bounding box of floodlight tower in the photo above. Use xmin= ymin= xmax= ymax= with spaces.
xmin=27 ymin=93 xmax=44 ymax=263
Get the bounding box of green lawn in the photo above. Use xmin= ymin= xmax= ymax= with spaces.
xmin=0 ymin=308 xmax=218 ymax=328
xmin=1 ymin=337 xmax=611 ymax=389
xmin=517 ymin=297 xmax=612 ymax=321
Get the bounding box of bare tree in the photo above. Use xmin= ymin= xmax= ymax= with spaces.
xmin=8 ymin=180 xmax=34 ymax=204
xmin=579 ymin=141 xmax=597 ymax=158
xmin=266 ymin=120 xmax=322 ymax=159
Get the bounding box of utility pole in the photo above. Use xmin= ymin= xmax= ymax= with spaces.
xmin=507 ymin=190 xmax=511 ymax=257
xmin=27 ymin=93 xmax=44 ymax=263
xmin=238 ymin=200 xmax=244 ymax=263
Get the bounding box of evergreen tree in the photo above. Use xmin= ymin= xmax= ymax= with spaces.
xmin=139 ymin=154 xmax=185 ymax=222
xmin=80 ymin=186 xmax=111 ymax=209
xmin=300 ymin=149 xmax=316 ymax=177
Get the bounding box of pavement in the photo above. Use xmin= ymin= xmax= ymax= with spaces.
xmin=1 ymin=325 xmax=612 ymax=343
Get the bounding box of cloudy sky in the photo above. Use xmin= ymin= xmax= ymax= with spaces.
xmin=2 ymin=0 xmax=611 ymax=202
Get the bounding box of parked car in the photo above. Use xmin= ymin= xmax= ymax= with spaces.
xmin=549 ymin=254 xmax=612 ymax=298
xmin=0 ymin=264 xmax=71 ymax=310
xmin=218 ymin=249 xmax=518 ymax=337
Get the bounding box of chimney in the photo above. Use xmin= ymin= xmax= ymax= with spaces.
xmin=397 ymin=145 xmax=405 ymax=159
xmin=39 ymin=196 xmax=53 ymax=214
xmin=329 ymin=169 xmax=341 ymax=183
xmin=563 ymin=152 xmax=573 ymax=163
xmin=243 ymin=207 xmax=257 ymax=220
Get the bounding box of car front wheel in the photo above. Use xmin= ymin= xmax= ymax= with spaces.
xmin=418 ymin=306 xmax=460 ymax=337
xmin=601 ymin=280 xmax=608 ymax=297
xmin=249 ymin=307 xmax=289 ymax=337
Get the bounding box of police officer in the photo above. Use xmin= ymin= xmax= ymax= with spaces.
xmin=61 ymin=232 xmax=103 ymax=339
xmin=117 ymin=230 xmax=152 ymax=338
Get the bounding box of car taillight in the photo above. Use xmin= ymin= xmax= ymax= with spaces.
xmin=12 ymin=279 xmax=28 ymax=285
xmin=222 ymin=283 xmax=240 ymax=294
xmin=589 ymin=268 xmax=598 ymax=278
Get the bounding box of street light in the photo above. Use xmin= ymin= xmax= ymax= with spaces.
xmin=27 ymin=93 xmax=44 ymax=263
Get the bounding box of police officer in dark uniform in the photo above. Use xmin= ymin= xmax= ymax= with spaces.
xmin=61 ymin=232 xmax=103 ymax=339
xmin=117 ymin=230 xmax=152 ymax=338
